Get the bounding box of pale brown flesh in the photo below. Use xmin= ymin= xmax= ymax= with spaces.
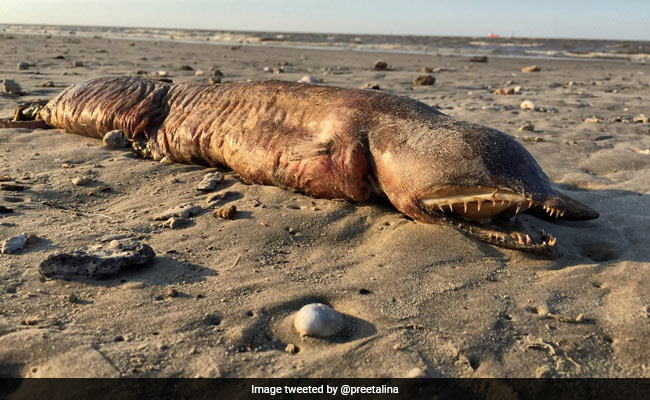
xmin=9 ymin=76 xmax=599 ymax=255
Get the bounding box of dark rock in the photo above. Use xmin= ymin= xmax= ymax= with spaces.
xmin=39 ymin=239 xmax=155 ymax=278
xmin=0 ymin=183 xmax=26 ymax=191
xmin=413 ymin=75 xmax=435 ymax=86
xmin=469 ymin=56 xmax=488 ymax=63
xmin=373 ymin=60 xmax=388 ymax=70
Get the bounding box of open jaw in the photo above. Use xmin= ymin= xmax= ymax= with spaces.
xmin=419 ymin=186 xmax=566 ymax=255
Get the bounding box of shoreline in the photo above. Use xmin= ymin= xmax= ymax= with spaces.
xmin=2 ymin=23 xmax=649 ymax=64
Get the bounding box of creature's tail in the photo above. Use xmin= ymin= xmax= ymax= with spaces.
xmin=39 ymin=76 xmax=170 ymax=140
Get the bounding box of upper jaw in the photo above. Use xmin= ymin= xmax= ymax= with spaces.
xmin=419 ymin=186 xmax=566 ymax=221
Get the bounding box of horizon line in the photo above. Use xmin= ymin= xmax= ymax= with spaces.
xmin=0 ymin=21 xmax=647 ymax=43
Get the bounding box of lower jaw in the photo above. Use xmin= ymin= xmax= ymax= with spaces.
xmin=415 ymin=210 xmax=558 ymax=256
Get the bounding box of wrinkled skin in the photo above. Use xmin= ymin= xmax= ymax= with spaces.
xmin=5 ymin=76 xmax=598 ymax=255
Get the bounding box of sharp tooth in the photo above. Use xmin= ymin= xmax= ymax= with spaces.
xmin=525 ymin=234 xmax=532 ymax=244
xmin=528 ymin=200 xmax=534 ymax=208
xmin=447 ymin=203 xmax=454 ymax=212
xmin=560 ymin=210 xmax=565 ymax=217
xmin=516 ymin=204 xmax=522 ymax=214
xmin=477 ymin=200 xmax=482 ymax=211
xmin=493 ymin=200 xmax=497 ymax=206
xmin=463 ymin=202 xmax=468 ymax=213
xmin=438 ymin=204 xmax=445 ymax=212
xmin=555 ymin=209 xmax=560 ymax=218
xmin=517 ymin=234 xmax=524 ymax=245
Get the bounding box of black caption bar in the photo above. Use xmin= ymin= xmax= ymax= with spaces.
xmin=2 ymin=378 xmax=650 ymax=400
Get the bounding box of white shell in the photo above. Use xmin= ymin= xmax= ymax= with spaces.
xmin=520 ymin=100 xmax=537 ymax=111
xmin=294 ymin=303 xmax=344 ymax=337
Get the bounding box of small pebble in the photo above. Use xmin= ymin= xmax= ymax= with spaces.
xmin=38 ymin=81 xmax=56 ymax=88
xmin=360 ymin=83 xmax=381 ymax=90
xmin=165 ymin=288 xmax=179 ymax=298
xmin=17 ymin=61 xmax=30 ymax=70
xmin=71 ymin=177 xmax=91 ymax=186
xmin=518 ymin=122 xmax=535 ymax=131
xmin=196 ymin=172 xmax=224 ymax=191
xmin=285 ymin=344 xmax=299 ymax=354
xmin=494 ymin=87 xmax=515 ymax=95
xmin=406 ymin=367 xmax=428 ymax=378
xmin=68 ymin=293 xmax=79 ymax=303
xmin=469 ymin=56 xmax=488 ymax=63
xmin=298 ymin=75 xmax=322 ymax=84
xmin=373 ymin=60 xmax=388 ymax=70
xmin=163 ymin=217 xmax=190 ymax=229
xmin=2 ymin=79 xmax=23 ymax=94
xmin=413 ymin=75 xmax=435 ymax=86
xmin=585 ymin=116 xmax=601 ymax=123
xmin=521 ymin=65 xmax=541 ymax=73
xmin=103 ymin=130 xmax=130 ymax=148
xmin=71 ymin=60 xmax=84 ymax=67
xmin=634 ymin=114 xmax=648 ymax=124
xmin=421 ymin=66 xmax=433 ymax=73
xmin=179 ymin=65 xmax=193 ymax=71
xmin=215 ymin=205 xmax=236 ymax=219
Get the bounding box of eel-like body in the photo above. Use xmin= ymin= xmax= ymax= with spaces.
xmin=12 ymin=76 xmax=599 ymax=254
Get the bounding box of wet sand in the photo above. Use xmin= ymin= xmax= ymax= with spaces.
xmin=1 ymin=33 xmax=650 ymax=378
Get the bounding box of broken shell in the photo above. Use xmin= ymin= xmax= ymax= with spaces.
xmin=294 ymin=303 xmax=344 ymax=337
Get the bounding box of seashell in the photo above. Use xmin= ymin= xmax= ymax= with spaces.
xmin=294 ymin=303 xmax=344 ymax=337
xmin=520 ymin=100 xmax=537 ymax=111
xmin=298 ymin=75 xmax=322 ymax=84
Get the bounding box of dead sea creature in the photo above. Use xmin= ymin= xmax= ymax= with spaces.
xmin=1 ymin=76 xmax=599 ymax=255
xmin=294 ymin=303 xmax=345 ymax=337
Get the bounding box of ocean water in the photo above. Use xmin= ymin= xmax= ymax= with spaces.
xmin=1 ymin=23 xmax=649 ymax=63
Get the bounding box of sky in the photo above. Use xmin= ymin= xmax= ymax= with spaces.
xmin=0 ymin=0 xmax=648 ymax=41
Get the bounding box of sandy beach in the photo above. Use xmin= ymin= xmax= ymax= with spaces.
xmin=1 ymin=31 xmax=650 ymax=379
